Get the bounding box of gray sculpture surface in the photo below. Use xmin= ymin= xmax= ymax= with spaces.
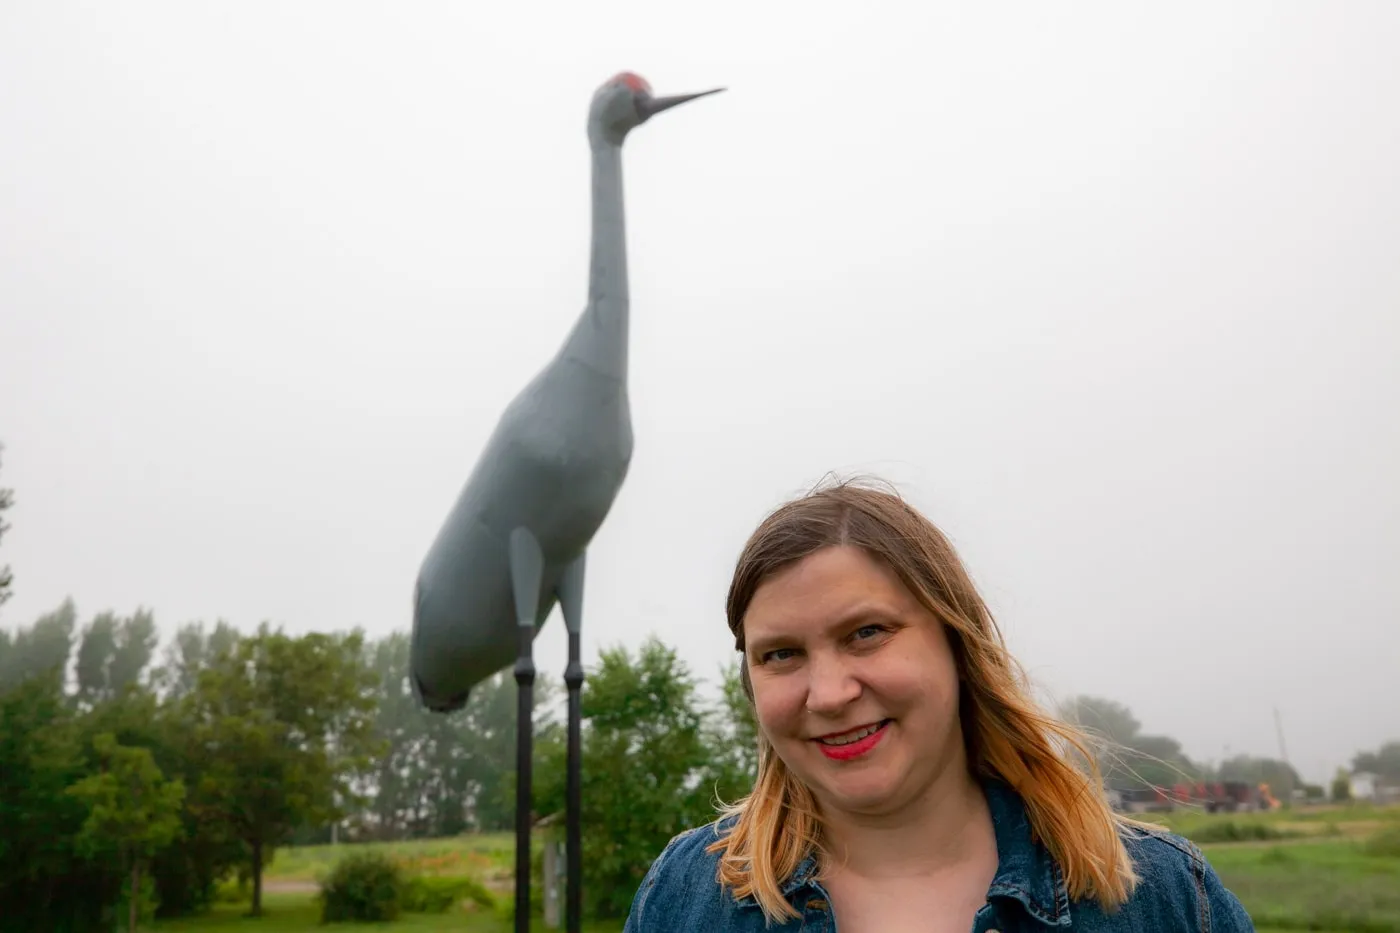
xmin=410 ymin=71 xmax=723 ymax=710
xmin=411 ymin=73 xmax=722 ymax=932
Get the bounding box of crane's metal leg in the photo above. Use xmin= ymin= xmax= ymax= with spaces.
xmin=509 ymin=528 xmax=544 ymax=933
xmin=558 ymin=551 xmax=587 ymax=933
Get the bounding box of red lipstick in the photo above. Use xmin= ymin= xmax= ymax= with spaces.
xmin=815 ymin=720 xmax=890 ymax=761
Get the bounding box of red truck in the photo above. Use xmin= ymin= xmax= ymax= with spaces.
xmin=1112 ymin=781 xmax=1279 ymax=813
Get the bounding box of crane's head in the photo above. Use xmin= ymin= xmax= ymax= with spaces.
xmin=588 ymin=71 xmax=724 ymax=146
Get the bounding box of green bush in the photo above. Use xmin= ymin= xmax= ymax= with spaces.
xmin=1364 ymin=826 xmax=1400 ymax=859
xmin=319 ymin=851 xmax=404 ymax=923
xmin=211 ymin=874 xmax=249 ymax=904
xmin=1188 ymin=820 xmax=1293 ymax=844
xmin=402 ymin=873 xmax=496 ymax=914
xmin=494 ymin=843 xmax=546 ymax=924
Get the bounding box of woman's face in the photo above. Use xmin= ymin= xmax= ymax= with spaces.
xmin=743 ymin=545 xmax=966 ymax=818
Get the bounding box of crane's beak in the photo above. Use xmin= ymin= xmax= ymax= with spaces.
xmin=638 ymin=87 xmax=725 ymax=120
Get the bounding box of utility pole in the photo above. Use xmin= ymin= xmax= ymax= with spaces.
xmin=1274 ymin=707 xmax=1294 ymax=806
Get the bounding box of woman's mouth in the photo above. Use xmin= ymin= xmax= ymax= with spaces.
xmin=814 ymin=719 xmax=892 ymax=761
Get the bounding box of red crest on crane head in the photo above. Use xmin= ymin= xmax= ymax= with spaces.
xmin=613 ymin=72 xmax=652 ymax=95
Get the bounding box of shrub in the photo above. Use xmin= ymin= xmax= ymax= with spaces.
xmin=1331 ymin=769 xmax=1353 ymax=802
xmin=1364 ymin=826 xmax=1400 ymax=859
xmin=319 ymin=851 xmax=404 ymax=923
xmin=211 ymin=876 xmax=247 ymax=904
xmin=494 ymin=843 xmax=546 ymax=924
xmin=403 ymin=874 xmax=496 ymax=914
xmin=1188 ymin=820 xmax=1293 ymax=844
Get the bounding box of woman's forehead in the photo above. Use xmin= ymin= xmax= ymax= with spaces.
xmin=743 ymin=547 xmax=914 ymax=638
xmin=750 ymin=546 xmax=900 ymax=600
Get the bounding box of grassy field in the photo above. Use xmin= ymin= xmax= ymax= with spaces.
xmin=1141 ymin=803 xmax=1400 ymax=932
xmin=263 ymin=832 xmax=516 ymax=884
xmin=154 ymin=803 xmax=1400 ymax=933
xmin=154 ymin=892 xmax=622 ymax=933
xmin=1208 ymin=841 xmax=1400 ymax=932
xmin=1136 ymin=800 xmax=1400 ymax=842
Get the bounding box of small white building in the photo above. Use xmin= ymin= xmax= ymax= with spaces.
xmin=1350 ymin=771 xmax=1378 ymax=802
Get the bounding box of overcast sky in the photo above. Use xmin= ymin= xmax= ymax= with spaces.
xmin=2 ymin=3 xmax=1396 ymax=785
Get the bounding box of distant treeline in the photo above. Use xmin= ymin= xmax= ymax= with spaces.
xmin=1059 ymin=695 xmax=1311 ymax=796
xmin=2 ymin=600 xmax=1397 ymax=931
xmin=0 ymin=600 xmax=756 ymax=929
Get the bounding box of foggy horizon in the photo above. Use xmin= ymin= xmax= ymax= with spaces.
xmin=3 ymin=3 xmax=1397 ymax=788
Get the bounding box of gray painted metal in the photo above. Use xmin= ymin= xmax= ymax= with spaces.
xmin=410 ymin=73 xmax=723 ymax=712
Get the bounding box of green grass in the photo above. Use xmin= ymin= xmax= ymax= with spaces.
xmin=1205 ymin=840 xmax=1400 ymax=933
xmin=1140 ymin=806 xmax=1400 ymax=932
xmin=264 ymin=833 xmax=517 ymax=884
xmin=154 ymin=892 xmax=623 ymax=933
xmin=168 ymin=833 xmax=616 ymax=932
xmin=1134 ymin=801 xmax=1400 ymax=841
xmin=155 ymin=806 xmax=1400 ymax=933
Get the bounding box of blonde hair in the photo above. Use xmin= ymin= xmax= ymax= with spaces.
xmin=706 ymin=478 xmax=1139 ymax=924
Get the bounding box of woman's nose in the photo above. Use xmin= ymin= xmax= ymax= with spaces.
xmin=804 ymin=652 xmax=861 ymax=715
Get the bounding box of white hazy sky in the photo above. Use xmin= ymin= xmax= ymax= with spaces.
xmin=2 ymin=3 xmax=1397 ymax=785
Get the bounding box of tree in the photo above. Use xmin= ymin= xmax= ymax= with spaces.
xmin=536 ymin=637 xmax=715 ymax=919
xmin=1353 ymin=741 xmax=1400 ymax=782
xmin=0 ymin=598 xmax=78 ymax=691
xmin=75 ymin=612 xmax=119 ymax=702
xmin=109 ymin=610 xmax=158 ymax=695
xmin=457 ymin=669 xmax=557 ymax=833
xmin=67 ymin=733 xmax=186 ymax=933
xmin=0 ymin=668 xmax=111 ymax=933
xmin=702 ymin=659 xmax=759 ymax=805
xmin=359 ymin=632 xmax=557 ymax=840
xmin=1060 ymin=696 xmax=1142 ymax=747
xmin=151 ymin=620 xmax=239 ymax=700
xmin=1332 ymin=768 xmax=1353 ymax=803
xmin=183 ymin=625 xmax=380 ymax=916
xmin=0 ymin=443 xmax=13 ymax=610
xmin=1122 ymin=734 xmax=1200 ymax=788
xmin=76 ymin=609 xmax=158 ymax=706
xmin=1216 ymin=755 xmax=1302 ymax=796
xmin=361 ymin=631 xmax=475 ymax=840
xmin=363 ymin=632 xmax=422 ymax=839
xmin=67 ymin=677 xmax=238 ymax=918
xmin=1059 ymin=695 xmax=1200 ymax=790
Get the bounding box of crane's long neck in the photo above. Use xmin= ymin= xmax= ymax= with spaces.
xmin=562 ymin=141 xmax=629 ymax=383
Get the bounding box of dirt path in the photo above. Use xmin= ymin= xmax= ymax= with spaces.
xmin=262 ymin=880 xmax=318 ymax=894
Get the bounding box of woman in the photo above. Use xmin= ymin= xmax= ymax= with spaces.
xmin=625 ymin=479 xmax=1254 ymax=932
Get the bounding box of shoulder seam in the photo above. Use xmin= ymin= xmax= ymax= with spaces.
xmin=634 ymin=821 xmax=721 ymax=921
xmin=1122 ymin=825 xmax=1210 ymax=932
xmin=1124 ymin=823 xmax=1203 ymax=860
xmin=1193 ymin=842 xmax=1208 ymax=933
xmin=668 ymin=824 xmax=706 ymax=847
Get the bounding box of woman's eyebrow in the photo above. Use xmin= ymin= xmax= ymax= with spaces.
xmin=745 ymin=604 xmax=901 ymax=656
xmin=745 ymin=632 xmax=795 ymax=658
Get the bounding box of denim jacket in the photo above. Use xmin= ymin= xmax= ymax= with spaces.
xmin=623 ymin=781 xmax=1255 ymax=932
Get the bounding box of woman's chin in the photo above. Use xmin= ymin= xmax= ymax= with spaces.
xmin=811 ymin=768 xmax=906 ymax=815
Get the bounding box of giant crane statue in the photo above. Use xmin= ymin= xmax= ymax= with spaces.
xmin=410 ymin=72 xmax=723 ymax=933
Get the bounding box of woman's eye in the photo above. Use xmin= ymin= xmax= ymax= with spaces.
xmin=763 ymin=647 xmax=798 ymax=663
xmin=854 ymin=624 xmax=885 ymax=640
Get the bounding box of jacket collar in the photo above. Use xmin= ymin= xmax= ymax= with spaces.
xmin=738 ymin=778 xmax=1072 ymax=927
xmin=982 ymin=778 xmax=1072 ymax=927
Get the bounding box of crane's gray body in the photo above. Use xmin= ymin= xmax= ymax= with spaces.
xmin=410 ymin=73 xmax=720 ymax=712
xmin=411 ymin=313 xmax=633 ymax=708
